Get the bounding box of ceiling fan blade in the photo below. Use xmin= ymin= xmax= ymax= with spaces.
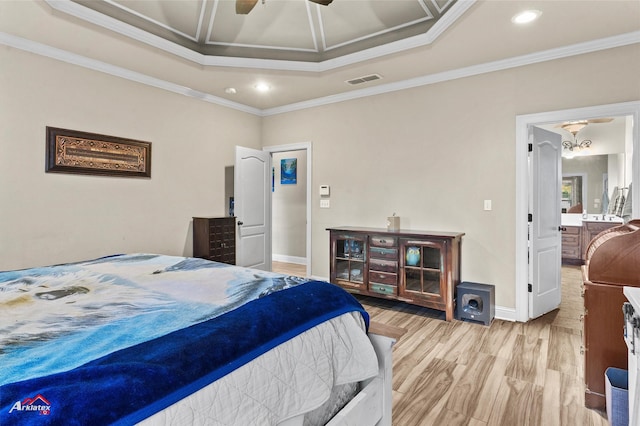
xmin=309 ymin=0 xmax=333 ymax=5
xmin=236 ymin=0 xmax=258 ymax=14
xmin=556 ymin=120 xmax=587 ymax=128
xmin=587 ymin=117 xmax=614 ymax=123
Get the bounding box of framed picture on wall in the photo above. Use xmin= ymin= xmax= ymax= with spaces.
xmin=46 ymin=127 xmax=151 ymax=178
xmin=280 ymin=158 xmax=297 ymax=185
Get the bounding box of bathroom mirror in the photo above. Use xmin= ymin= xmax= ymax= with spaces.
xmin=553 ymin=116 xmax=633 ymax=216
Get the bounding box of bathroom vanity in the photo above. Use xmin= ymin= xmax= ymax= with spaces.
xmin=561 ymin=214 xmax=624 ymax=264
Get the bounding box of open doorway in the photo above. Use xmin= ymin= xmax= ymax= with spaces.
xmin=271 ymin=149 xmax=307 ymax=273
xmin=542 ymin=116 xmax=633 ymax=321
xmin=264 ymin=142 xmax=312 ymax=278
xmin=515 ymin=101 xmax=640 ymax=322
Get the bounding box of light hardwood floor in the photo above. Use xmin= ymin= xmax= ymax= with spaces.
xmin=272 ymin=261 xmax=306 ymax=277
xmin=271 ymin=262 xmax=608 ymax=426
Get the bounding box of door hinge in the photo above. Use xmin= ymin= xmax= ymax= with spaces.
xmin=528 ymin=283 xmax=533 ymax=293
xmin=528 ymin=213 xmax=532 ymax=222
xmin=528 ymin=143 xmax=533 ymax=152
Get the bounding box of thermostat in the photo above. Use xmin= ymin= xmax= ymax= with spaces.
xmin=319 ymin=185 xmax=330 ymax=196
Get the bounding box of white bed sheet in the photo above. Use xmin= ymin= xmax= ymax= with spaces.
xmin=138 ymin=312 xmax=379 ymax=425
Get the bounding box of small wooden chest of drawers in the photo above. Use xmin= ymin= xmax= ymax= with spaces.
xmin=193 ymin=217 xmax=236 ymax=265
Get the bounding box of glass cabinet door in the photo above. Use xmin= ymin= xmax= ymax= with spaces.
xmin=401 ymin=239 xmax=444 ymax=299
xmin=333 ymin=235 xmax=366 ymax=288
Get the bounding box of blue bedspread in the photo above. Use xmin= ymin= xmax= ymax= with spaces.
xmin=0 ymin=254 xmax=369 ymax=425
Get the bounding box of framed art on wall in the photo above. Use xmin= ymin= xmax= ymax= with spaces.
xmin=46 ymin=127 xmax=151 ymax=178
xmin=280 ymin=158 xmax=297 ymax=185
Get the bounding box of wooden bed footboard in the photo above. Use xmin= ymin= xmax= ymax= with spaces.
xmin=326 ymin=333 xmax=396 ymax=426
xmin=279 ymin=333 xmax=396 ymax=426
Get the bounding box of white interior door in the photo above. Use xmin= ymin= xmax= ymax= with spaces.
xmin=234 ymin=146 xmax=271 ymax=271
xmin=529 ymin=126 xmax=562 ymax=319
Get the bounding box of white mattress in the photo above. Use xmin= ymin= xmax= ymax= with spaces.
xmin=138 ymin=311 xmax=379 ymax=425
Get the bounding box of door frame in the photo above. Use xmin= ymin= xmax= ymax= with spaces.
xmin=515 ymin=101 xmax=640 ymax=322
xmin=263 ymin=142 xmax=313 ymax=278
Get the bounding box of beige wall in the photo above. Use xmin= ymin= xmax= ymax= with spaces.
xmin=262 ymin=45 xmax=640 ymax=309
xmin=0 ymin=47 xmax=261 ymax=270
xmin=272 ymin=150 xmax=307 ymax=259
xmin=2 ymin=12 xmax=639 ymax=309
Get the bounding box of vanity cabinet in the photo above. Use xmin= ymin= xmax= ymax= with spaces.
xmin=560 ymin=220 xmax=623 ymax=264
xmin=328 ymin=227 xmax=464 ymax=321
xmin=561 ymin=226 xmax=582 ymax=264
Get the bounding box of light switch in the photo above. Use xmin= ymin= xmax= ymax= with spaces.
xmin=320 ymin=199 xmax=330 ymax=208
xmin=484 ymin=200 xmax=492 ymax=211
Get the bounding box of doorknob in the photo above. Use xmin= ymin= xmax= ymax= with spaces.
xmin=237 ymin=221 xmax=244 ymax=226
xmin=558 ymin=226 xmax=566 ymax=231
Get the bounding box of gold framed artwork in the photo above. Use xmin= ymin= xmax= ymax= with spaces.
xmin=46 ymin=127 xmax=151 ymax=178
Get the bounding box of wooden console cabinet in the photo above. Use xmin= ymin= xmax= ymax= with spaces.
xmin=193 ymin=217 xmax=236 ymax=265
xmin=328 ymin=227 xmax=464 ymax=321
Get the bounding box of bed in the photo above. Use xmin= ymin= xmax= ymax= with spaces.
xmin=0 ymin=254 xmax=394 ymax=425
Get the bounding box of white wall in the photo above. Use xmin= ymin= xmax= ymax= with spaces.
xmin=608 ymin=153 xmax=627 ymax=207
xmin=262 ymin=44 xmax=640 ymax=309
xmin=0 ymin=47 xmax=261 ymax=270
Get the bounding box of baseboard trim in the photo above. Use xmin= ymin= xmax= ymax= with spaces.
xmin=495 ymin=306 xmax=517 ymax=322
xmin=272 ymin=254 xmax=307 ymax=265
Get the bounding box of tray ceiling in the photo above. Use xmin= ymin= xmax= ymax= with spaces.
xmin=6 ymin=0 xmax=638 ymax=111
xmin=68 ymin=0 xmax=459 ymax=63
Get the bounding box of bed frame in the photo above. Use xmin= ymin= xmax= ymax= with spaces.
xmin=279 ymin=332 xmax=396 ymax=426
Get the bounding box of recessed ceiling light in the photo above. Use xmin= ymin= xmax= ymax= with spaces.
xmin=224 ymin=87 xmax=237 ymax=94
xmin=512 ymin=10 xmax=542 ymax=25
xmin=254 ymin=82 xmax=271 ymax=93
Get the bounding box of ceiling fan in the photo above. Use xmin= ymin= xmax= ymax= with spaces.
xmin=555 ymin=118 xmax=614 ymax=155
xmin=555 ymin=117 xmax=614 ymax=135
xmin=236 ymin=0 xmax=333 ymax=14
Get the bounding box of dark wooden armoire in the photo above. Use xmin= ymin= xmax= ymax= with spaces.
xmin=582 ymin=219 xmax=640 ymax=409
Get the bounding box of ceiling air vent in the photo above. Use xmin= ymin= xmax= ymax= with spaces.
xmin=346 ymin=74 xmax=382 ymax=85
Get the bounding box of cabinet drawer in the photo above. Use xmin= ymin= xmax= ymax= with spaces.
xmin=369 ymin=271 xmax=397 ymax=285
xmin=562 ymin=234 xmax=580 ymax=244
xmin=369 ymin=246 xmax=398 ymax=260
xmin=562 ymin=226 xmax=580 ymax=235
xmin=370 ymin=258 xmax=398 ymax=273
xmin=370 ymin=283 xmax=397 ymax=296
xmin=562 ymin=247 xmax=581 ymax=258
xmin=370 ymin=236 xmax=397 ymax=248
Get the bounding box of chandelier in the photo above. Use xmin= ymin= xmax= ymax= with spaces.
xmin=561 ymin=121 xmax=592 ymax=156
